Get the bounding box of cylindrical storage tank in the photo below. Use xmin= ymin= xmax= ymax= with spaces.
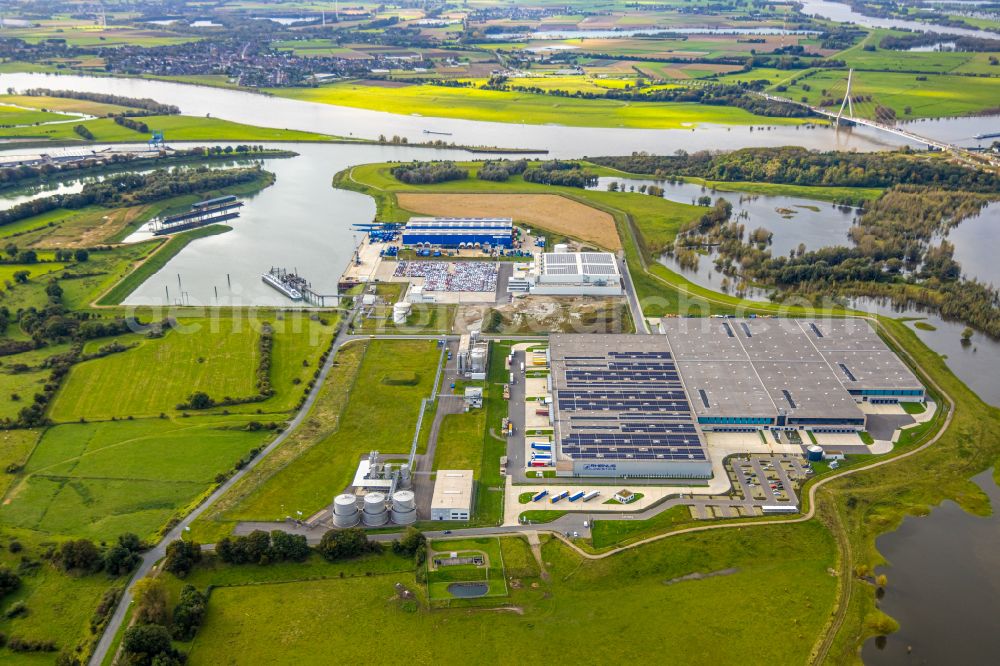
xmin=806 ymin=444 xmax=824 ymax=462
xmin=390 ymin=490 xmax=417 ymax=525
xmin=554 ymin=243 xmax=569 ymax=254
xmin=393 ymin=301 xmax=411 ymax=325
xmin=332 ymin=493 xmax=359 ymax=528
xmin=398 ymin=463 xmax=412 ymax=489
xmin=362 ymin=492 xmax=389 ymax=526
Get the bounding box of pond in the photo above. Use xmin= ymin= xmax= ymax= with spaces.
xmin=447 ymin=582 xmax=489 ymax=598
xmin=862 ymin=468 xmax=1000 ymax=665
xmin=589 ymin=175 xmax=858 ymax=257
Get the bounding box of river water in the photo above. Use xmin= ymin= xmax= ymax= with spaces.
xmin=0 ymin=73 xmax=997 ymax=397
xmin=862 ymin=468 xmax=1000 ymax=665
xmin=0 ymin=72 xmax=908 ymax=156
xmin=796 ymin=0 xmax=1000 ymax=38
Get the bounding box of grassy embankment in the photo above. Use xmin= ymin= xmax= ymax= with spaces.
xmin=270 ymin=79 xmax=811 ymax=129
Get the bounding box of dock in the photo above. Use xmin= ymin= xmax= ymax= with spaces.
xmin=151 ymin=195 xmax=244 ymax=236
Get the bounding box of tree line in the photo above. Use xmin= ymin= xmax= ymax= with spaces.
xmin=0 ymin=165 xmax=268 ymax=230
xmin=21 ymin=88 xmax=180 ymax=116
xmin=589 ymin=148 xmax=1000 ymax=192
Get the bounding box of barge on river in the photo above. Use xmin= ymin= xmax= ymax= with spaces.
xmin=150 ymin=195 xmax=243 ymax=236
xmin=262 ymin=267 xmax=306 ymax=301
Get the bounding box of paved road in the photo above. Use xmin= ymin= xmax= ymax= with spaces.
xmin=89 ymin=304 xmax=363 ymax=666
xmin=617 ymin=251 xmax=648 ymax=334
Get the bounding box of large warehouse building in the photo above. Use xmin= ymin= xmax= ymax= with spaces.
xmin=659 ymin=317 xmax=924 ymax=433
xmin=401 ymin=217 xmax=514 ymax=248
xmin=548 ymin=335 xmax=712 ymax=479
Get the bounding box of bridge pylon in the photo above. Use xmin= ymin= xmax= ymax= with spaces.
xmin=835 ymin=68 xmax=854 ymax=126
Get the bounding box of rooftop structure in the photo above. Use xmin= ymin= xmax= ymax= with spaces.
xmin=430 ymin=470 xmax=475 ymax=521
xmin=527 ymin=251 xmax=623 ymax=296
xmin=659 ymin=318 xmax=924 ymax=432
xmin=548 ymin=334 xmax=711 ymax=479
xmin=401 ymin=217 xmax=514 ymax=248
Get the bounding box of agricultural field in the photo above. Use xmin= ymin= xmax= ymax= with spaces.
xmin=396 ymin=191 xmax=621 ymax=250
xmin=183 ymin=523 xmax=836 ymax=663
xmin=778 ymin=69 xmax=1000 ymax=120
xmin=271 ymin=80 xmax=809 ymax=129
xmin=48 ymin=312 xmax=335 ymax=421
xmin=1 ymin=415 xmax=274 ymax=541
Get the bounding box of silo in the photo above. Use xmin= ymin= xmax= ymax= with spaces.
xmin=393 ymin=302 xmax=411 ymax=325
xmin=390 ymin=490 xmax=417 ymax=525
xmin=362 ymin=492 xmax=389 ymax=527
xmin=806 ymin=444 xmax=824 ymax=462
xmin=397 ymin=463 xmax=412 ymax=490
xmin=332 ymin=493 xmax=360 ymax=528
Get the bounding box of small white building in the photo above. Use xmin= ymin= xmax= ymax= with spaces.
xmin=526 ymin=252 xmax=623 ymax=296
xmin=431 ymin=470 xmax=474 ymax=521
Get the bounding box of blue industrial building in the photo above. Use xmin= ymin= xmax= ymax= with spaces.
xmin=401 ymin=217 xmax=514 ymax=248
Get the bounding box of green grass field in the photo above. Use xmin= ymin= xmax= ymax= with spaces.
xmin=49 ymin=318 xmax=260 ymax=421
xmin=49 ymin=312 xmax=335 ymax=421
xmin=183 ymin=522 xmax=835 ymax=664
xmin=1 ymin=94 xmax=140 ymax=117
xmin=213 ymin=338 xmax=440 ymax=523
xmin=778 ymin=69 xmax=1000 ymax=120
xmin=0 ymin=527 xmax=117 ymax=660
xmin=1 ymin=416 xmax=273 ymax=540
xmin=0 ymin=103 xmax=74 ymax=126
xmin=271 ymin=80 xmax=809 ymax=129
xmin=0 ymin=114 xmax=339 ymax=142
xmin=188 ymin=341 xmax=368 ymax=542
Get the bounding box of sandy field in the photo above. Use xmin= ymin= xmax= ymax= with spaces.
xmin=396 ymin=192 xmax=621 ymax=250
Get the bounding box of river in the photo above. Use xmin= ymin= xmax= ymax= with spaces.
xmin=0 ymin=72 xmax=908 ymax=156
xmin=796 ymin=0 xmax=1000 ymax=38
xmin=0 ymin=74 xmax=997 ymax=397
xmin=862 ymin=468 xmax=1000 ymax=665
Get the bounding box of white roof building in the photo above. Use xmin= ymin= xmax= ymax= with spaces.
xmin=430 ymin=470 xmax=474 ymax=521
xmin=528 ymin=252 xmax=623 ymax=296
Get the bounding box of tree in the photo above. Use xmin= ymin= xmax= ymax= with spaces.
xmin=391 ymin=527 xmax=426 ymax=557
xmin=172 ymin=585 xmax=208 ymax=641
xmin=185 ymin=391 xmax=214 ymax=410
xmin=163 ymin=539 xmax=202 ymax=578
xmin=318 ymin=527 xmax=378 ymax=561
xmin=12 ymin=270 xmax=30 ymax=284
xmin=0 ymin=568 xmax=21 ymax=598
xmin=133 ymin=578 xmax=169 ymax=627
xmin=269 ymin=530 xmax=309 ymax=563
xmin=961 ymin=326 xmax=974 ymax=343
xmin=121 ymin=624 xmax=182 ymax=666
xmin=57 ymin=539 xmax=101 ymax=572
xmin=73 ymin=249 xmax=89 ymax=262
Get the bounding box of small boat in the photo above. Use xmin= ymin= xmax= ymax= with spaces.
xmin=422 ymin=129 xmax=453 ymax=136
